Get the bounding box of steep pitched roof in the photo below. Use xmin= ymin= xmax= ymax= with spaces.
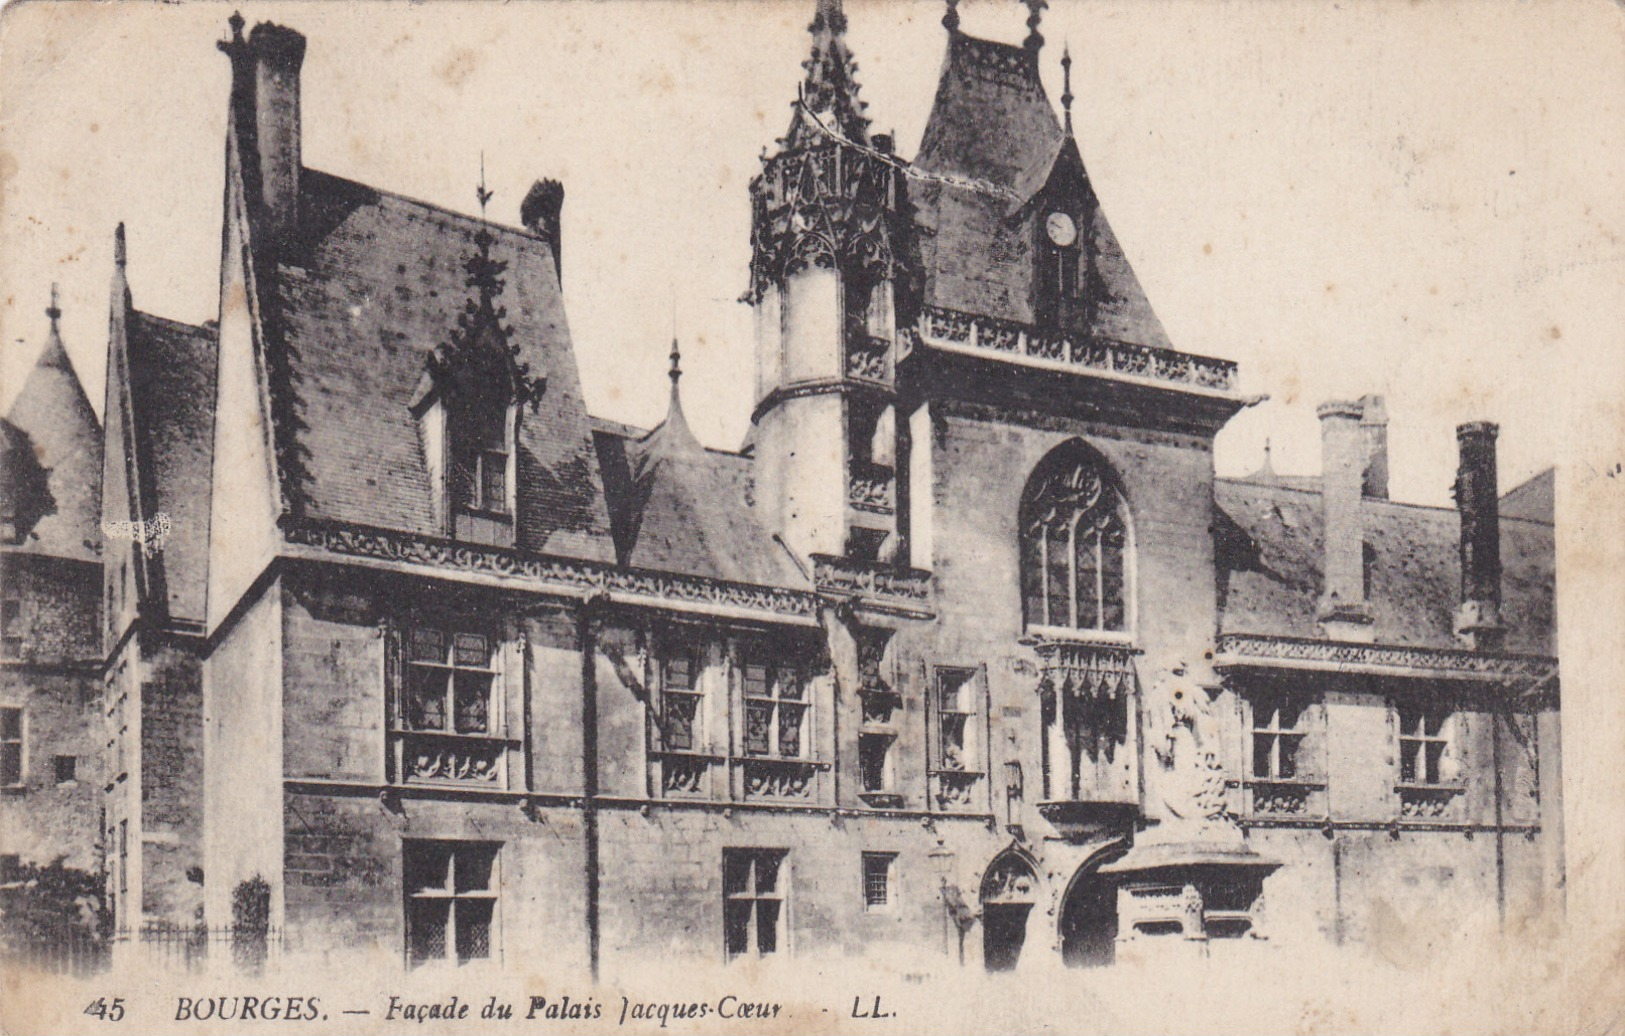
xmin=1215 ymin=478 xmax=1555 ymax=656
xmin=268 ymin=170 xmax=614 ymax=561
xmin=1500 ymin=467 xmax=1554 ymax=524
xmin=4 ymin=309 xmax=102 ymax=561
xmin=591 ymin=390 xmax=805 ymax=590
xmin=909 ymin=33 xmax=1174 ymax=350
xmin=126 ymin=311 xmax=218 ymax=622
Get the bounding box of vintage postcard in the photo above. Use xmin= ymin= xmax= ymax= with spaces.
xmin=1 ymin=0 xmax=1622 ymax=1032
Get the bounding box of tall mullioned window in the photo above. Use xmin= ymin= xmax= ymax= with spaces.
xmin=1019 ymin=448 xmax=1128 ymax=633
xmin=0 ymin=707 xmax=22 ymax=787
xmin=405 ymin=627 xmax=496 ymax=736
xmin=660 ymin=646 xmax=704 ymax=752
xmin=404 ymin=841 xmax=499 ymax=968
xmin=742 ymin=654 xmax=807 ymax=759
xmin=723 ymin=849 xmax=787 ymax=960
xmin=1397 ymin=701 xmax=1456 ymax=786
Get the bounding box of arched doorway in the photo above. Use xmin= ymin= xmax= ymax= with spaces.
xmin=979 ymin=852 xmax=1039 ymax=973
xmin=1059 ymin=860 xmax=1120 ymax=968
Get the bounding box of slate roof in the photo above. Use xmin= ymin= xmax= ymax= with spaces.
xmin=1500 ymin=467 xmax=1554 ymax=525
xmin=270 ymin=170 xmax=614 ymax=562
xmin=590 ymin=403 xmax=805 ymax=589
xmin=909 ymin=32 xmax=1174 ymax=351
xmin=4 ymin=321 xmax=102 ymax=561
xmin=1215 ymin=478 xmax=1555 ymax=656
xmin=125 ymin=311 xmax=218 ymax=622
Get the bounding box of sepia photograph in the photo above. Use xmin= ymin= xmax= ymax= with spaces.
xmin=0 ymin=0 xmax=1622 ymax=1031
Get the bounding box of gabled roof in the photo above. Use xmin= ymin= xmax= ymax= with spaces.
xmin=591 ymin=388 xmax=805 ymax=590
xmin=267 ymin=170 xmax=614 ymax=561
xmin=909 ymin=33 xmax=1175 ymax=351
xmin=1215 ymin=478 xmax=1555 ymax=656
xmin=4 ymin=309 xmax=101 ymax=561
xmin=125 ymin=311 xmax=218 ymax=622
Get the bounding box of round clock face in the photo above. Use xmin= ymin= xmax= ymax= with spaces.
xmin=1046 ymin=211 xmax=1078 ymax=247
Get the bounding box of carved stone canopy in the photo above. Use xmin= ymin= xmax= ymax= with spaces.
xmin=1029 ymin=639 xmax=1137 ymax=700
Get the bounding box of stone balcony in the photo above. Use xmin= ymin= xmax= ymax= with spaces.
xmin=906 ymin=304 xmax=1240 ymax=395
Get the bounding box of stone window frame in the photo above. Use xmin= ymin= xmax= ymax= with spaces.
xmin=723 ymin=848 xmax=789 ymax=961
xmin=1018 ymin=449 xmax=1134 ymax=639
xmin=0 ymin=570 xmax=20 ymax=659
xmin=657 ymin=640 xmax=707 ymax=754
xmin=386 ymin=614 xmax=520 ymax=789
xmin=403 ymin=839 xmax=501 ymax=969
xmin=0 ymin=705 xmax=22 ymax=788
xmin=739 ymin=648 xmax=809 ymax=761
xmin=1395 ymin=699 xmax=1459 ymax=787
xmin=1247 ymin=692 xmax=1321 ymax=782
xmin=929 ymin=666 xmax=989 ymax=813
xmin=861 ymin=851 xmax=896 ymax=913
xmin=857 ymin=731 xmax=896 ymax=795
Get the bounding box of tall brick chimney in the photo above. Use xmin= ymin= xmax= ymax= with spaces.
xmin=1359 ymin=393 xmax=1389 ymax=499
xmin=1453 ymin=421 xmax=1503 ymax=648
xmin=1317 ymin=400 xmax=1374 ymax=641
xmin=521 ymin=179 xmax=565 ymax=285
xmin=220 ymin=14 xmax=306 ymax=246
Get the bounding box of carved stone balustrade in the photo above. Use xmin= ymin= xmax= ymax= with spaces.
xmin=914 ymin=305 xmax=1239 ymax=393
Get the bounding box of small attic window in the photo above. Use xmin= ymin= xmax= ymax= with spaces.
xmin=445 ymin=379 xmax=518 ymax=546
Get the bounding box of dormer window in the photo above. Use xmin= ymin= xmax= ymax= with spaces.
xmin=1036 ymin=209 xmax=1082 ymax=329
xmin=415 ymin=220 xmax=547 ymax=547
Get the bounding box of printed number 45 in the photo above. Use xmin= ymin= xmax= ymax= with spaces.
xmin=84 ymin=998 xmax=125 ymax=1022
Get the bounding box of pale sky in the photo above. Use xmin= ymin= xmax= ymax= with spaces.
xmin=2 ymin=0 xmax=1622 ymax=506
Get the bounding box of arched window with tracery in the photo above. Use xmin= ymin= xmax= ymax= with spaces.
xmin=1019 ymin=447 xmax=1128 ymax=632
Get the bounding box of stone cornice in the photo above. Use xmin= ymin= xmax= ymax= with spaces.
xmin=280 ymin=516 xmax=819 ymax=625
xmin=1214 ymin=632 xmax=1557 ymax=687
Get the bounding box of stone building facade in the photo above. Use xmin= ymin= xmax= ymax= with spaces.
xmin=3 ymin=0 xmax=1560 ymax=974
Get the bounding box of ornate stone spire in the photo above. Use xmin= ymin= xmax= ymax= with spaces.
xmin=789 ymin=0 xmax=869 ymax=146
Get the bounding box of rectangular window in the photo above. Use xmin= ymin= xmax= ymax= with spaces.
xmin=1398 ymin=703 xmax=1454 ymax=785
xmin=53 ymin=755 xmax=76 ymax=784
xmin=0 ymin=591 xmax=20 ymax=659
xmin=861 ymin=853 xmax=895 ymax=911
xmin=0 ymin=854 xmax=19 ymax=884
xmin=118 ymin=820 xmax=128 ymax=895
xmin=404 ymin=841 xmax=499 ymax=968
xmin=405 ymin=627 xmax=495 ymax=735
xmin=742 ymin=654 xmax=807 ymax=759
xmin=936 ymin=670 xmax=976 ymax=772
xmin=858 ymin=733 xmax=894 ymax=793
xmin=0 ymin=707 xmax=21 ymax=786
xmin=723 ymin=849 xmax=787 ymax=960
xmin=660 ymin=647 xmax=704 ymax=752
xmin=477 ymin=450 xmax=508 ymax=513
xmin=1251 ymin=695 xmax=1308 ymax=780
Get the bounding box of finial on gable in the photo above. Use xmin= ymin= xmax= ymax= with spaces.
xmin=476 ymin=152 xmax=494 ymax=218
xmin=669 ymin=337 xmax=682 ymax=388
xmin=943 ymin=0 xmax=960 ymax=34
xmin=1060 ymin=44 xmax=1074 ymax=136
xmin=113 ymin=223 xmax=127 ymax=268
xmin=46 ymin=283 xmax=61 ymax=332
xmin=1023 ymin=0 xmax=1047 ymax=52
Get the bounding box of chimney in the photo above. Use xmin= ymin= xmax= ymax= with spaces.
xmin=1359 ymin=393 xmax=1389 ymax=499
xmin=1453 ymin=421 xmax=1504 ymax=648
xmin=220 ymin=16 xmax=306 ymax=246
xmin=1316 ymin=400 xmax=1374 ymax=641
xmin=521 ymin=179 xmax=565 ymax=285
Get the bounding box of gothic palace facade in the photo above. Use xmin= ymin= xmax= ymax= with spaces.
xmin=0 ymin=0 xmax=1560 ymax=974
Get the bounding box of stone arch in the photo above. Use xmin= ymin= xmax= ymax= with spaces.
xmin=979 ymin=847 xmax=1041 ymax=973
xmin=1057 ymin=842 xmax=1128 ymax=969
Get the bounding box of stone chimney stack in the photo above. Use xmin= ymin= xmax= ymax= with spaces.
xmin=1453 ymin=421 xmax=1504 ymax=648
xmin=220 ymin=15 xmax=306 ymax=246
xmin=521 ymin=179 xmax=565 ymax=285
xmin=1316 ymin=400 xmax=1374 ymax=641
xmin=1359 ymin=393 xmax=1389 ymax=500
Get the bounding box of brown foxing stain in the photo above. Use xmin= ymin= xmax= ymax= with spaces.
xmin=1202 ymin=243 xmax=1213 ymax=255
xmin=1546 ymin=325 xmax=1562 ymax=340
xmin=437 ymin=47 xmax=480 ymax=89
